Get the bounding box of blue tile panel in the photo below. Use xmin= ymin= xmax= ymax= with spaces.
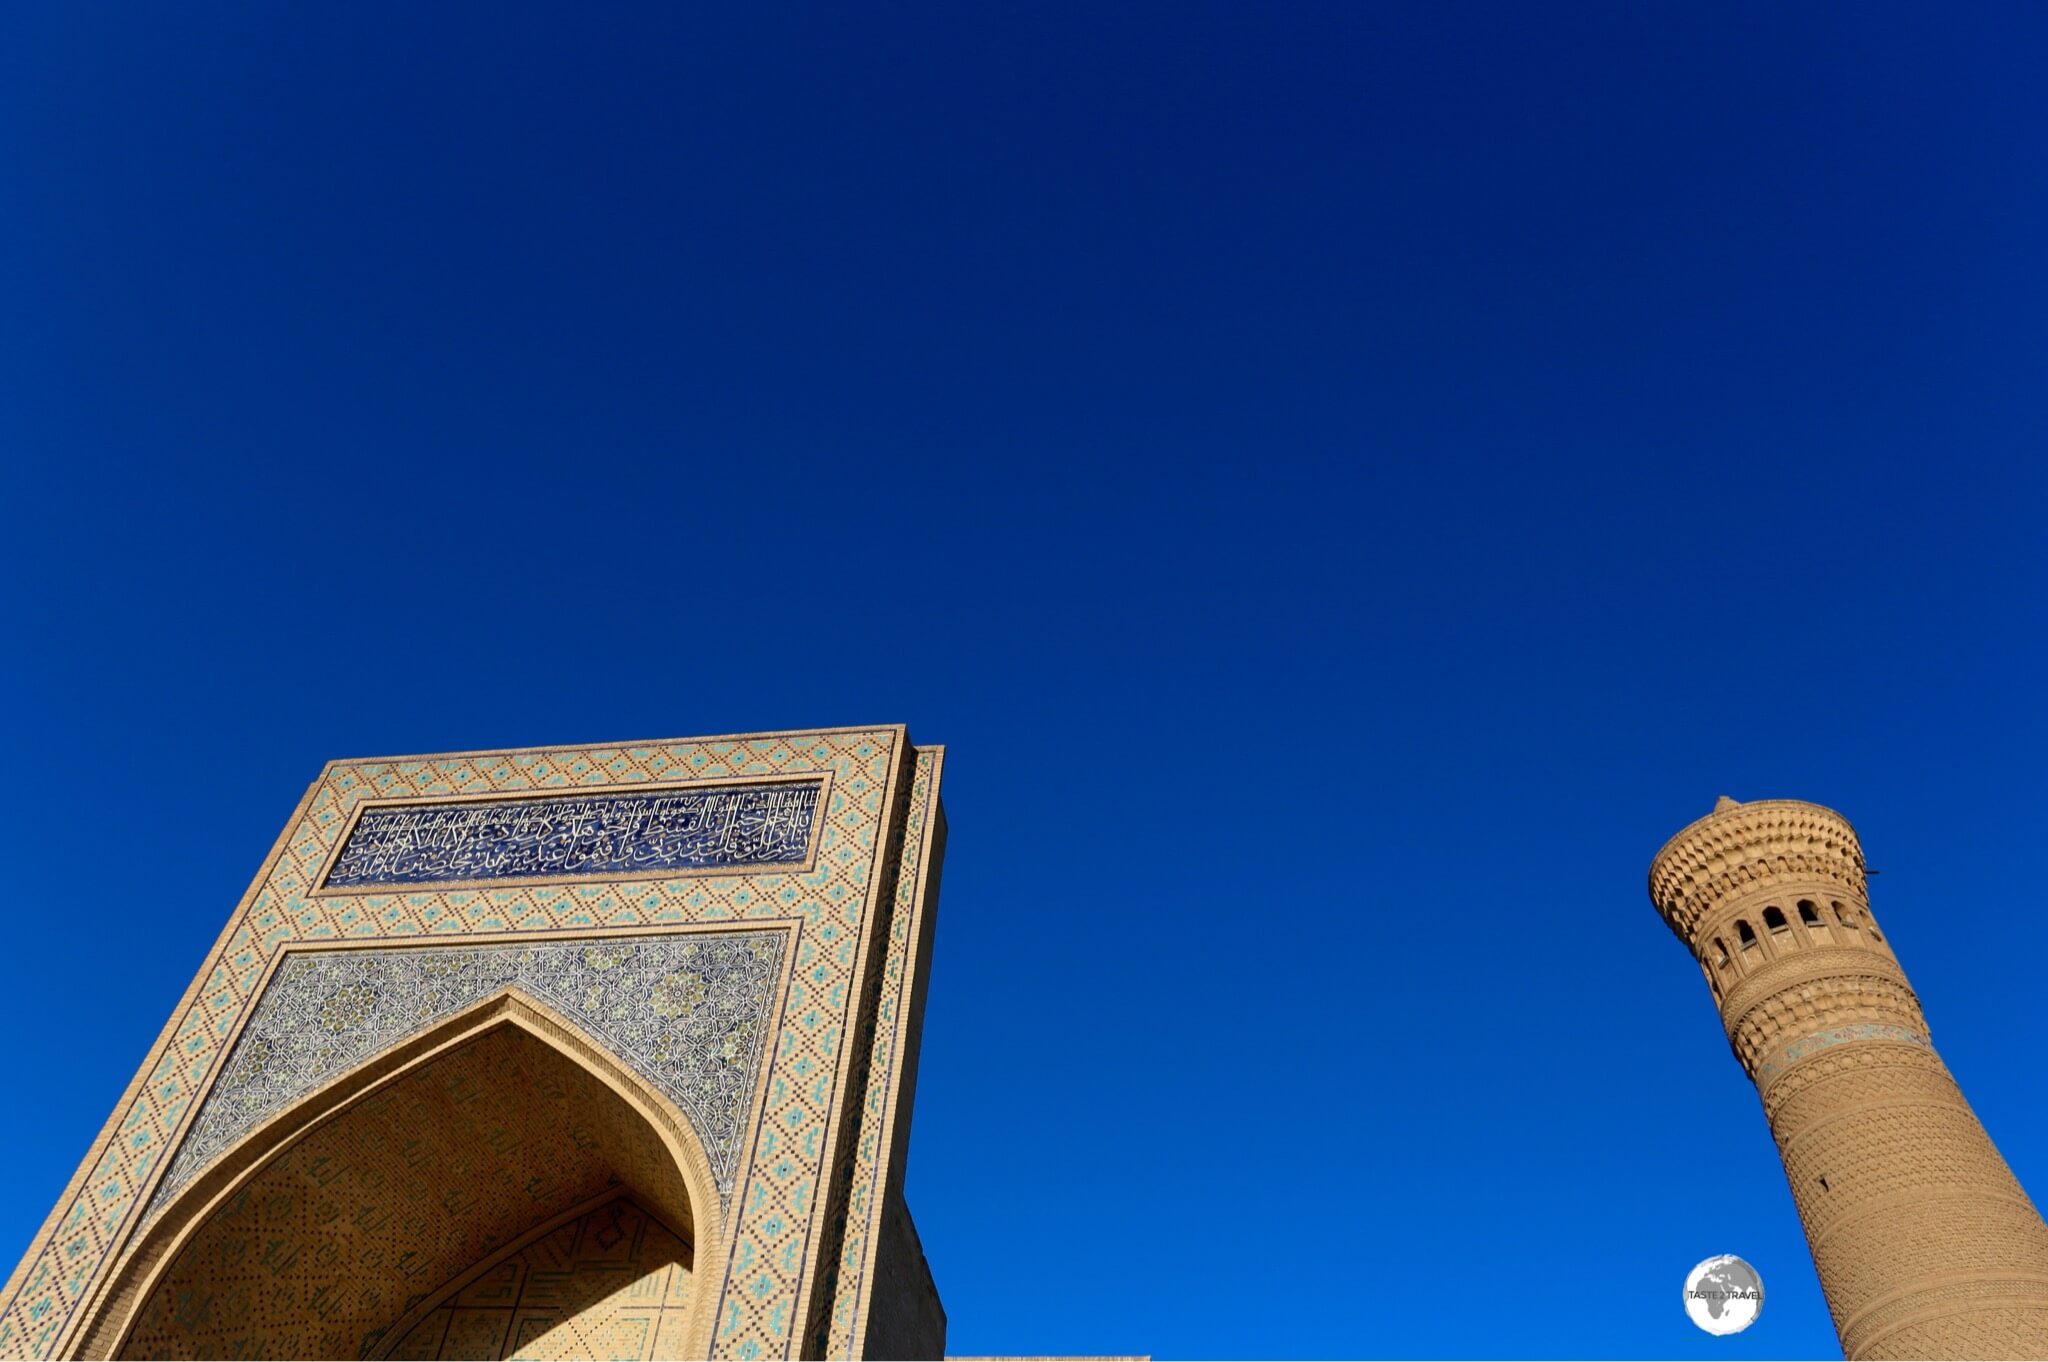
xmin=323 ymin=781 xmax=822 ymax=888
xmin=146 ymin=930 xmax=787 ymax=1215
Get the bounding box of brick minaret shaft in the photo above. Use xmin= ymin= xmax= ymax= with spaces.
xmin=1650 ymin=797 xmax=2048 ymax=1359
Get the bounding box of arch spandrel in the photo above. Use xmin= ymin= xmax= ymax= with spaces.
xmin=146 ymin=929 xmax=791 ymax=1223
xmin=81 ymin=994 xmax=726 ymax=1362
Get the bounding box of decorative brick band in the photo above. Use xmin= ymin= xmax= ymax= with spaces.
xmin=1649 ymin=799 xmax=1867 ymax=946
xmin=1755 ymin=1024 xmax=1930 ymax=1087
xmin=1719 ymin=952 xmax=1915 ymax=1038
xmin=1845 ymin=1275 xmax=2048 ymax=1357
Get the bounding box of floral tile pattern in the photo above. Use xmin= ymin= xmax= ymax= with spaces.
xmin=146 ymin=929 xmax=787 ymax=1216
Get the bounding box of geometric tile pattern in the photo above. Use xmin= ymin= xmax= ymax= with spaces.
xmin=820 ymin=749 xmax=941 ymax=1358
xmin=384 ymin=1197 xmax=695 ymax=1361
xmin=0 ymin=727 xmax=924 ymax=1361
xmin=146 ymin=929 xmax=786 ymax=1216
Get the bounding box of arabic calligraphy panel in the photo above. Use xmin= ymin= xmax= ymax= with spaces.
xmin=320 ymin=780 xmax=824 ymax=891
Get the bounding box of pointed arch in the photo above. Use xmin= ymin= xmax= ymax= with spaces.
xmin=77 ymin=990 xmax=724 ymax=1361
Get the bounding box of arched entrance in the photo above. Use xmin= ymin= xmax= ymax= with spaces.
xmin=79 ymin=994 xmax=721 ymax=1361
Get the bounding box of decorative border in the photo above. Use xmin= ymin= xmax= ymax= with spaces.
xmin=828 ymin=748 xmax=945 ymax=1357
xmin=311 ymin=772 xmax=834 ymax=896
xmin=716 ymin=738 xmax=917 ymax=1358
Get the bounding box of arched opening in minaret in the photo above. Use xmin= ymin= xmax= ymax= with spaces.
xmin=1797 ymin=900 xmax=1821 ymax=927
xmin=1834 ymin=901 xmax=1856 ymax=929
xmin=1763 ymin=905 xmax=1789 ymax=933
xmin=90 ymin=996 xmax=718 ymax=1362
xmin=1736 ymin=919 xmax=1757 ymax=949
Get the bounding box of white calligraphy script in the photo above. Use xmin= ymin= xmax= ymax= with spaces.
xmin=324 ymin=782 xmax=821 ymax=888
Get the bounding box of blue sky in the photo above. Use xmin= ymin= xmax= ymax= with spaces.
xmin=3 ymin=4 xmax=2046 ymax=1357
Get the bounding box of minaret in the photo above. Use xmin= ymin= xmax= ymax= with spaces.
xmin=1650 ymin=797 xmax=2048 ymax=1359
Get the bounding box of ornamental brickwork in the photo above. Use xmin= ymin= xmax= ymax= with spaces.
xmin=1651 ymin=797 xmax=2048 ymax=1359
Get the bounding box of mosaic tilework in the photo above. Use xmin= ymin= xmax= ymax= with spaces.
xmin=325 ymin=783 xmax=822 ymax=890
xmin=707 ymin=740 xmax=918 ymax=1362
xmin=0 ymin=728 xmax=914 ymax=1361
xmin=385 ymin=1197 xmax=695 ymax=1361
xmin=147 ymin=930 xmax=785 ymax=1216
xmin=819 ymin=749 xmax=941 ymax=1359
xmin=120 ymin=1025 xmax=687 ymax=1360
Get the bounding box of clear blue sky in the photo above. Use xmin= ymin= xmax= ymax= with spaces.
xmin=3 ymin=5 xmax=2045 ymax=1358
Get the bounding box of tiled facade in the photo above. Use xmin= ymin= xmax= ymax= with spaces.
xmin=0 ymin=726 xmax=946 ymax=1361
